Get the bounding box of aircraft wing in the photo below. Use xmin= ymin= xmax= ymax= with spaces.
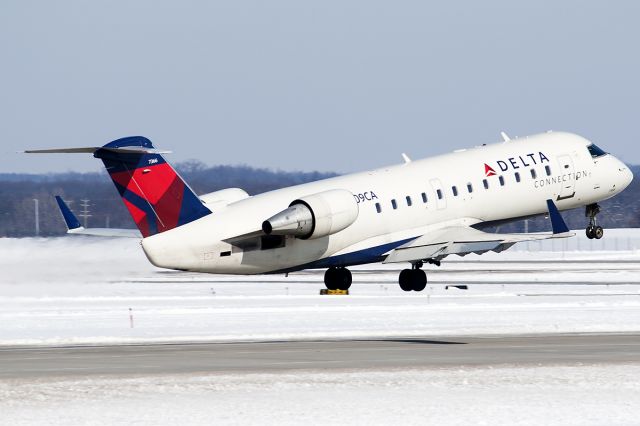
xmin=55 ymin=195 xmax=141 ymax=238
xmin=67 ymin=227 xmax=142 ymax=238
xmin=383 ymin=199 xmax=574 ymax=264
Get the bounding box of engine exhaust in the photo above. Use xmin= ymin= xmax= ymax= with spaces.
xmin=262 ymin=203 xmax=314 ymax=238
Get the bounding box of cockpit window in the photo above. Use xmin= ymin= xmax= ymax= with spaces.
xmin=587 ymin=144 xmax=607 ymax=158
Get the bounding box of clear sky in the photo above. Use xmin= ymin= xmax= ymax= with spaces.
xmin=1 ymin=1 xmax=639 ymax=174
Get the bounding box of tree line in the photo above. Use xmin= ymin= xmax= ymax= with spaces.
xmin=0 ymin=161 xmax=336 ymax=237
xmin=1 ymin=162 xmax=638 ymax=237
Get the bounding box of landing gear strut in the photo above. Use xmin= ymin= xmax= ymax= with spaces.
xmin=399 ymin=262 xmax=427 ymax=292
xmin=585 ymin=203 xmax=604 ymax=240
xmin=324 ymin=267 xmax=352 ymax=290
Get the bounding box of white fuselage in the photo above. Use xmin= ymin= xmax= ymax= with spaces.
xmin=141 ymin=132 xmax=633 ymax=274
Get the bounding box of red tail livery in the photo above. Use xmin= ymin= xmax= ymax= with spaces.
xmin=94 ymin=136 xmax=211 ymax=237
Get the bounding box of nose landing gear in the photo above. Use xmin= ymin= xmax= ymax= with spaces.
xmin=585 ymin=203 xmax=604 ymax=240
xmin=399 ymin=262 xmax=427 ymax=292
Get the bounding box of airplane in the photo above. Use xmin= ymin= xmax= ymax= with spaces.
xmin=54 ymin=195 xmax=141 ymax=238
xmin=27 ymin=131 xmax=633 ymax=291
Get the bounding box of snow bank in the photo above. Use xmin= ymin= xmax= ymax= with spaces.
xmin=2 ymin=365 xmax=639 ymax=426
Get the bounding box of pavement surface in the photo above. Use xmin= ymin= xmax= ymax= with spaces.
xmin=1 ymin=333 xmax=639 ymax=379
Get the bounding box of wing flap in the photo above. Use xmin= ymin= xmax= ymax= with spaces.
xmin=383 ymin=199 xmax=574 ymax=264
xmin=383 ymin=228 xmax=572 ymax=264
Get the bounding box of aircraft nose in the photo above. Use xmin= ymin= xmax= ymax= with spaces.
xmin=624 ymin=166 xmax=634 ymax=186
xmin=618 ymin=160 xmax=633 ymax=188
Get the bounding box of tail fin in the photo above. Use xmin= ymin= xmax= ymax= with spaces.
xmin=55 ymin=195 xmax=83 ymax=231
xmin=94 ymin=136 xmax=211 ymax=237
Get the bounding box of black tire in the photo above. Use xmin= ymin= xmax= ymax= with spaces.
xmin=594 ymin=226 xmax=604 ymax=240
xmin=324 ymin=268 xmax=338 ymax=290
xmin=337 ymin=267 xmax=352 ymax=290
xmin=412 ymin=269 xmax=427 ymax=292
xmin=586 ymin=226 xmax=595 ymax=239
xmin=399 ymin=269 xmax=413 ymax=291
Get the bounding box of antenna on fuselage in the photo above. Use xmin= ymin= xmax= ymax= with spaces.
xmin=401 ymin=153 xmax=412 ymax=163
xmin=500 ymin=131 xmax=511 ymax=142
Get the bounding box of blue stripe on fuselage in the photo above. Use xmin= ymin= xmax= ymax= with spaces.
xmin=268 ymin=237 xmax=417 ymax=274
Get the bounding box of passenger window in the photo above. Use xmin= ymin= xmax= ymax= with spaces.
xmin=530 ymin=169 xmax=537 ymax=179
xmin=375 ymin=202 xmax=382 ymax=213
xmin=437 ymin=189 xmax=443 ymax=200
xmin=515 ymin=172 xmax=521 ymax=183
xmin=452 ymin=186 xmax=458 ymax=196
xmin=467 ymin=183 xmax=473 ymax=193
xmin=483 ymin=179 xmax=489 ymax=189
xmin=499 ymin=176 xmax=505 ymax=186
xmin=406 ymin=196 xmax=412 ymax=206
xmin=545 ymin=165 xmax=552 ymax=176
xmin=421 ymin=192 xmax=427 ymax=203
xmin=391 ymin=199 xmax=397 ymax=210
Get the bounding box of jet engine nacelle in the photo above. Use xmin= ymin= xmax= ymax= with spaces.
xmin=262 ymin=189 xmax=359 ymax=240
xmin=200 ymin=188 xmax=250 ymax=209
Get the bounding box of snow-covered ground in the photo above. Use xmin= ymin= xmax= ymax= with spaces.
xmin=1 ymin=236 xmax=640 ymax=345
xmin=2 ymin=365 xmax=640 ymax=426
xmin=2 ymin=236 xmax=640 ymax=425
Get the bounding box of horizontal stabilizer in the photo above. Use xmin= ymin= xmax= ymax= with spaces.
xmin=25 ymin=147 xmax=171 ymax=154
xmin=26 ymin=147 xmax=100 ymax=154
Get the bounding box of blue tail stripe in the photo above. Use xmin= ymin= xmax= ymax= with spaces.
xmin=113 ymin=182 xmax=160 ymax=235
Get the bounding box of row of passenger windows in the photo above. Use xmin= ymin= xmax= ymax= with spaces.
xmin=375 ymin=165 xmax=553 ymax=213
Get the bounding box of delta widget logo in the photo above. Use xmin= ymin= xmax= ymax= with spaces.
xmin=484 ymin=164 xmax=496 ymax=177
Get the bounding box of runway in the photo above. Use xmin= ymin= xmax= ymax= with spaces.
xmin=1 ymin=333 xmax=639 ymax=379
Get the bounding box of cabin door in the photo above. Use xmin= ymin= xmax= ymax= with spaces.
xmin=556 ymin=154 xmax=576 ymax=201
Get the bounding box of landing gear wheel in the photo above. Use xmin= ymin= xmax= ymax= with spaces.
xmin=412 ymin=269 xmax=427 ymax=292
xmin=586 ymin=225 xmax=595 ymax=240
xmin=398 ymin=268 xmax=428 ymax=292
xmin=594 ymin=226 xmax=604 ymax=240
xmin=399 ymin=269 xmax=413 ymax=292
xmin=324 ymin=267 xmax=352 ymax=290
xmin=324 ymin=268 xmax=339 ymax=290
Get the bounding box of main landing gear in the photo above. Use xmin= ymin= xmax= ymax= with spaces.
xmin=324 ymin=261 xmax=432 ymax=292
xmin=399 ymin=262 xmax=427 ymax=292
xmin=585 ymin=203 xmax=604 ymax=240
xmin=324 ymin=267 xmax=352 ymax=290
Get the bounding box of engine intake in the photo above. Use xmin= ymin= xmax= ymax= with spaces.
xmin=262 ymin=189 xmax=359 ymax=240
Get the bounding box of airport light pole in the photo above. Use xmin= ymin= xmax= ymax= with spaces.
xmin=79 ymin=199 xmax=92 ymax=228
